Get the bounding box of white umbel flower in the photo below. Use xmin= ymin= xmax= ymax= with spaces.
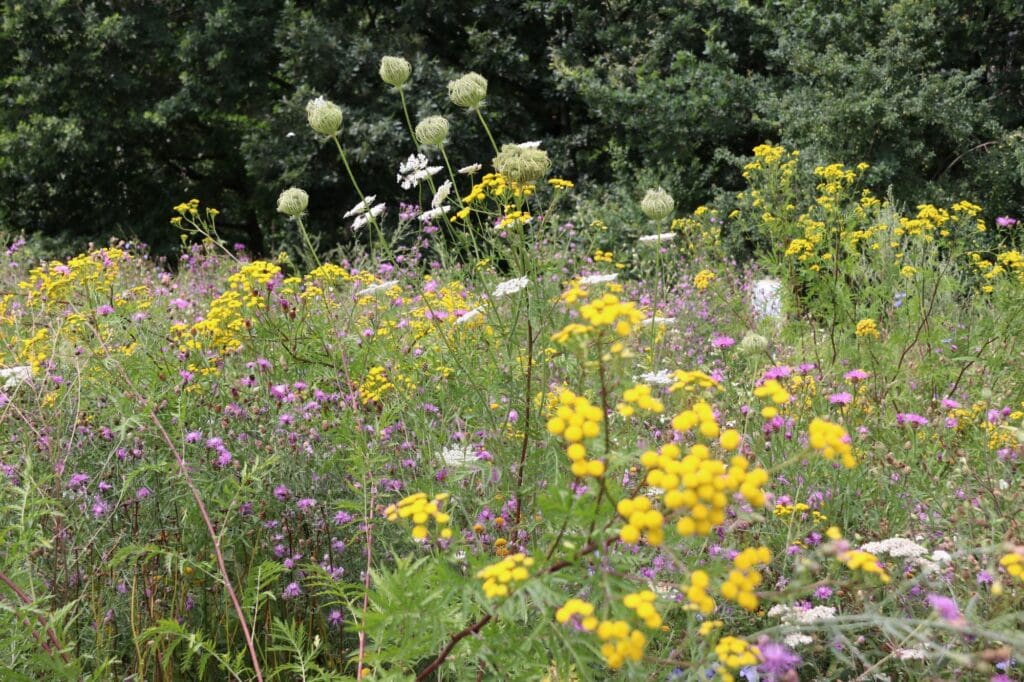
xmin=355 ymin=280 xmax=399 ymax=296
xmin=438 ymin=444 xmax=476 ymax=467
xmin=458 ymin=163 xmax=483 ymax=175
xmin=638 ymin=232 xmax=676 ymax=244
xmin=578 ymin=273 xmax=618 ymax=285
xmin=418 ymin=206 xmax=451 ymax=223
xmin=343 ymin=195 xmax=377 ymax=219
xmin=640 ymin=316 xmax=676 ymax=326
xmin=455 ymin=307 xmax=484 ymax=324
xmin=637 ymin=369 xmax=674 ymax=386
xmin=397 ymin=154 xmax=443 ymax=190
xmin=431 ymin=180 xmax=452 ymax=209
xmin=491 ymin=276 xmax=530 ymax=298
xmin=1 ymin=366 xmax=32 ymax=390
xmin=351 ymin=203 xmax=386 ymax=231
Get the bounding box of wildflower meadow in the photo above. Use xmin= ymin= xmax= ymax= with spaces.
xmin=2 ymin=54 xmax=1024 ymax=682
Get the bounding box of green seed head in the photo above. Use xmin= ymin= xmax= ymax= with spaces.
xmin=448 ymin=72 xmax=488 ymax=110
xmin=379 ymin=56 xmax=412 ymax=88
xmin=415 ymin=116 xmax=450 ymax=147
xmin=305 ymin=97 xmax=343 ymax=137
xmin=276 ymin=187 xmax=309 ymax=217
xmin=641 ymin=187 xmax=675 ymax=221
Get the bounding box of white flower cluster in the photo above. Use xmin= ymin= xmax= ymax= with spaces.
xmin=491 ymin=276 xmax=530 ymax=298
xmin=431 ymin=180 xmax=452 ymax=208
xmin=638 ymin=232 xmax=676 ymax=244
xmin=578 ymin=273 xmax=618 ymax=285
xmin=859 ymin=537 xmax=952 ymax=573
xmin=352 ymin=203 xmax=386 ymax=231
xmin=397 ymin=153 xmax=443 ymax=190
xmin=343 ymin=195 xmax=377 ymax=219
xmin=1 ymin=366 xmax=32 ymax=390
xmin=458 ymin=163 xmax=482 ymax=175
xmin=767 ymin=604 xmax=836 ymax=647
xmin=418 ymin=206 xmax=451 ymax=223
xmin=455 ymin=307 xmax=485 ymax=324
xmin=355 ymin=280 xmax=399 ymax=296
xmin=639 ymin=316 xmax=676 ymax=326
xmin=438 ymin=444 xmax=476 ymax=467
xmin=637 ymin=369 xmax=674 ymax=386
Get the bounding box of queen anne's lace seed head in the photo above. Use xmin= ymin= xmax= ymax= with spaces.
xmin=379 ymin=55 xmax=411 ymax=88
xmin=305 ymin=97 xmax=343 ymax=137
xmin=493 ymin=143 xmax=551 ymax=184
xmin=276 ymin=187 xmax=309 ymax=217
xmin=448 ymin=72 xmax=488 ymax=109
xmin=415 ymin=115 xmax=450 ymax=147
xmin=641 ymin=187 xmax=675 ymax=221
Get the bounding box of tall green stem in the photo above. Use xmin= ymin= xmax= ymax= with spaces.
xmin=475 ymin=109 xmax=499 ymax=155
xmin=330 ymin=135 xmax=391 ymax=260
xmin=295 ymin=215 xmax=321 ymax=269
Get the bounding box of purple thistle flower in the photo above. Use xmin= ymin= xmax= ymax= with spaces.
xmin=282 ymin=582 xmax=302 ymax=599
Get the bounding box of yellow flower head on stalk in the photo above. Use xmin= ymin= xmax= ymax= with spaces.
xmin=808 ymin=417 xmax=857 ymax=468
xmin=617 ymin=383 xmax=664 ymax=416
xmin=623 ymin=590 xmax=662 ymax=628
xmin=669 ymin=370 xmax=722 ymax=393
xmin=694 ymin=269 xmax=716 ymax=290
xmin=839 ymin=549 xmax=891 ymax=583
xmin=547 ymin=388 xmax=606 ymax=478
xmin=384 ymin=492 xmax=452 ymax=541
xmin=715 ymin=637 xmax=761 ymax=682
xmin=683 ymin=570 xmax=716 ymax=614
xmin=855 ymin=318 xmax=880 ymax=339
xmin=477 ymin=553 xmax=534 ymax=598
xmin=555 ymin=598 xmax=597 ymax=631
xmin=720 ymin=547 xmax=771 ymax=612
xmin=998 ymin=551 xmax=1024 ymax=585
xmin=595 ymin=620 xmax=647 ymax=670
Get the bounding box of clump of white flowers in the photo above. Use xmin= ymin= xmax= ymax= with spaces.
xmin=491 ymin=276 xmax=530 ymax=298
xmin=397 ymin=154 xmax=443 ymax=190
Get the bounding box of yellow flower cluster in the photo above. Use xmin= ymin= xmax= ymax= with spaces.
xmin=773 ymin=503 xmax=828 ymax=524
xmin=595 ymin=620 xmax=646 ymax=670
xmin=384 ymin=492 xmax=452 ymax=541
xmin=496 ymin=210 xmax=532 ymax=230
xmin=839 ymin=549 xmax=891 ymax=583
xmin=622 ymin=590 xmax=662 ymax=629
xmin=579 ymin=294 xmax=645 ymax=337
xmin=715 ymin=637 xmax=760 ymax=682
xmin=721 ymin=547 xmax=771 ymax=611
xmin=616 ymin=495 xmax=665 ymax=546
xmin=683 ymin=570 xmax=715 ymax=614
xmin=359 ymin=366 xmax=394 ymax=404
xmin=593 ymin=250 xmax=614 ymax=264
xmin=616 ymin=383 xmax=664 ymax=416
xmin=752 ymin=379 xmax=791 ymax=419
xmin=555 ymin=598 xmax=597 ymax=630
xmin=637 ymin=436 xmax=768 ymax=537
xmin=808 ymin=417 xmax=857 ymax=468
xmin=698 ymin=619 xmax=724 ymax=636
xmin=455 ymin=172 xmax=533 ymax=221
xmin=476 ymin=553 xmax=534 ymax=598
xmin=855 ymin=318 xmax=880 ymax=339
xmin=671 ymin=400 xmax=721 ymax=439
xmin=669 ymin=370 xmax=721 ymax=393
xmin=18 ymin=247 xmax=129 ymax=309
xmin=694 ymin=269 xmax=716 ymax=290
xmin=999 ymin=552 xmax=1024 ymax=584
xmin=548 ymin=178 xmax=574 ymax=190
xmin=546 ymin=388 xmax=606 ymax=478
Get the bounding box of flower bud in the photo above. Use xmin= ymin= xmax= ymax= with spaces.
xmin=415 ymin=116 xmax=450 ymax=147
xmin=738 ymin=331 xmax=769 ymax=355
xmin=305 ymin=97 xmax=343 ymax=137
xmin=641 ymin=187 xmax=675 ymax=221
xmin=448 ymin=72 xmax=488 ymax=109
xmin=493 ymin=143 xmax=551 ymax=184
xmin=379 ymin=56 xmax=411 ymax=88
xmin=277 ymin=187 xmax=309 ymax=217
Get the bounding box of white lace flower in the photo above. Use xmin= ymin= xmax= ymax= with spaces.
xmin=578 ymin=273 xmax=618 ymax=285
xmin=458 ymin=163 xmax=483 ymax=175
xmin=640 ymin=316 xmax=675 ymax=326
xmin=637 ymin=369 xmax=674 ymax=386
xmin=431 ymin=180 xmax=452 ymax=209
xmin=351 ymin=203 xmax=386 ymax=231
xmin=397 ymin=154 xmax=443 ymax=190
xmin=455 ymin=307 xmax=484 ymax=324
xmin=517 ymin=140 xmax=543 ymax=149
xmin=343 ymin=195 xmax=377 ymax=219
xmin=355 ymin=280 xmax=399 ymax=296
xmin=491 ymin=276 xmax=530 ymax=298
xmin=638 ymin=232 xmax=676 ymax=244
xmin=860 ymin=537 xmax=928 ymax=560
xmin=1 ymin=366 xmax=32 ymax=390
xmin=418 ymin=206 xmax=451 ymax=223
xmin=438 ymin=444 xmax=476 ymax=467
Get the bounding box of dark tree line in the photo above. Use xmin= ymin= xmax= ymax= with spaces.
xmin=2 ymin=0 xmax=1021 ymax=257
